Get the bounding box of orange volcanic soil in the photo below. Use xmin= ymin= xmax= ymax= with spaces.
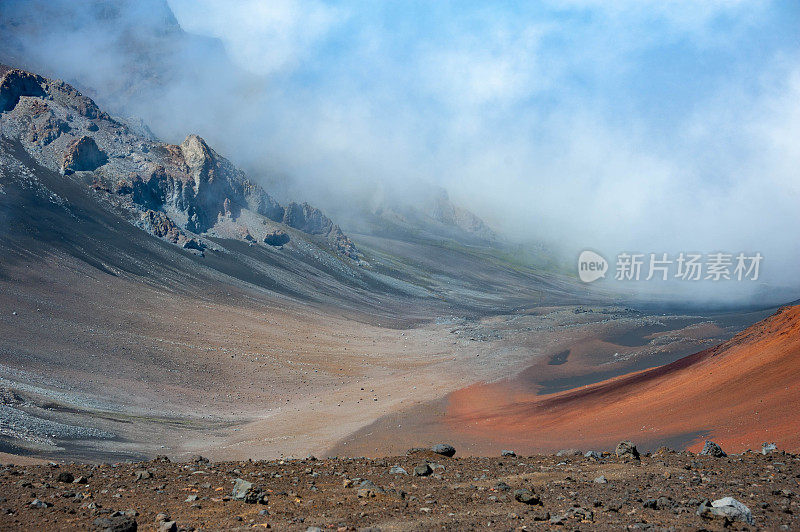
xmin=446 ymin=305 xmax=800 ymax=454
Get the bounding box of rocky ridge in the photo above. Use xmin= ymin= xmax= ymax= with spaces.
xmin=0 ymin=66 xmax=360 ymax=260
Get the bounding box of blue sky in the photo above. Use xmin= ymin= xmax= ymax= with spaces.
xmin=168 ymin=0 xmax=800 ymax=291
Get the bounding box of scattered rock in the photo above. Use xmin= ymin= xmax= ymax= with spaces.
xmin=431 ymin=443 xmax=456 ymax=457
xmin=389 ymin=466 xmax=407 ymax=475
xmin=556 ymin=448 xmax=582 ymax=457
xmin=134 ymin=470 xmax=152 ymax=481
xmin=30 ymin=499 xmax=52 ymax=509
xmin=413 ymin=464 xmax=433 ymax=477
xmin=231 ymin=478 xmax=266 ymax=504
xmin=762 ymin=442 xmax=778 ymax=455
xmin=494 ymin=481 xmax=511 ymax=492
xmin=158 ymin=522 xmax=177 ymax=532
xmin=697 ymin=497 xmax=754 ymax=525
xmin=90 ymin=515 xmax=137 ymax=532
xmin=513 ymin=488 xmax=541 ymax=505
xmin=567 ymin=507 xmax=594 ymax=521
xmin=643 ymin=496 xmax=673 ymax=510
xmin=699 ymin=440 xmax=726 ymax=458
xmin=57 ymin=472 xmax=75 ymax=483
xmin=357 ymin=479 xmax=385 ymax=498
xmin=615 ymin=440 xmax=640 ymax=461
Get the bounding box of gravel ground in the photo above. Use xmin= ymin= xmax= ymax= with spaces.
xmin=0 ymin=444 xmax=797 ymax=530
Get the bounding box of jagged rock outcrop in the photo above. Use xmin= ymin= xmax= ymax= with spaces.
xmin=0 ymin=69 xmax=46 ymax=112
xmin=139 ymin=209 xmax=203 ymax=251
xmin=283 ymin=202 xmax=335 ymax=235
xmin=176 ymin=134 xmax=285 ymax=233
xmin=0 ymin=66 xmax=360 ymax=261
xmin=141 ymin=209 xmax=183 ymax=243
xmin=427 ymin=188 xmax=497 ymax=242
xmin=61 ymin=136 xmax=107 ymax=174
xmin=282 ymin=202 xmax=359 ymax=258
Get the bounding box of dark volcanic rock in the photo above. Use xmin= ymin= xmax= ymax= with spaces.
xmin=264 ymin=230 xmax=290 ymax=246
xmin=62 ymin=136 xmax=107 ymax=173
xmin=699 ymin=440 xmax=727 ymax=457
xmin=431 ymin=443 xmax=456 ymax=457
xmin=140 ymin=210 xmax=184 ymax=244
xmin=413 ymin=464 xmax=433 ymax=477
xmin=513 ymin=488 xmax=541 ymax=505
xmin=29 ymin=499 xmax=51 ymax=509
xmin=57 ymin=471 xmax=74 ymax=483
xmin=615 ymin=440 xmax=640 ymax=460
xmin=90 ymin=514 xmax=137 ymax=532
xmin=231 ymin=478 xmax=266 ymax=504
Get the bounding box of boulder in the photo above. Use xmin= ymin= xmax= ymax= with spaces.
xmin=30 ymin=499 xmax=51 ymax=509
xmin=357 ymin=479 xmax=385 ymax=497
xmin=556 ymin=448 xmax=582 ymax=457
xmin=413 ymin=464 xmax=433 ymax=477
xmin=90 ymin=515 xmax=137 ymax=532
xmin=697 ymin=497 xmax=754 ymax=525
xmin=231 ymin=478 xmax=266 ymax=504
xmin=431 ymin=443 xmax=456 ymax=457
xmin=513 ymin=488 xmax=541 ymax=505
xmin=699 ymin=440 xmax=726 ymax=458
xmin=615 ymin=440 xmax=640 ymax=460
xmin=762 ymin=442 xmax=777 ymax=455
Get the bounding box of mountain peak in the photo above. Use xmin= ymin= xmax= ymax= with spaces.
xmin=0 ymin=66 xmax=361 ymax=261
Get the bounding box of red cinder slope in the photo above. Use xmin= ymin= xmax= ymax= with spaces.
xmin=446 ymin=305 xmax=800 ymax=453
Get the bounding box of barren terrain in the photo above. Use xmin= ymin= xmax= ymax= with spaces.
xmin=1 ymin=445 xmax=797 ymax=531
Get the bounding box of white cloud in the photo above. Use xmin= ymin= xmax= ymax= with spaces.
xmin=168 ymin=0 xmax=344 ymax=75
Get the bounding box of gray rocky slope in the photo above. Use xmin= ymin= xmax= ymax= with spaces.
xmin=0 ymin=61 xmax=589 ymax=320
xmin=0 ymin=65 xmax=359 ymax=260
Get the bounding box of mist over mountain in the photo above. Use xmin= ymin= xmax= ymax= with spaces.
xmin=1 ymin=0 xmax=798 ymax=303
xmin=4 ymin=8 xmax=800 ymax=524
